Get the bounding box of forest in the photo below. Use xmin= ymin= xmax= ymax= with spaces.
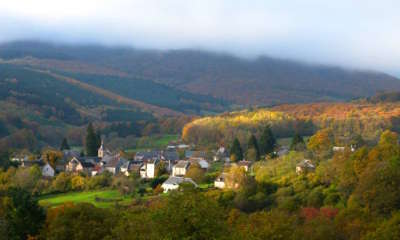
xmin=182 ymin=101 xmax=400 ymax=148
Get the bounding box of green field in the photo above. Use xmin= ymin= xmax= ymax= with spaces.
xmin=39 ymin=190 xmax=136 ymax=208
xmin=126 ymin=134 xmax=180 ymax=152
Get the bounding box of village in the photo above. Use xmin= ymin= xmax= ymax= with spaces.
xmin=9 ymin=135 xmax=356 ymax=194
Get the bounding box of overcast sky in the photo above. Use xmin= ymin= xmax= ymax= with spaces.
xmin=0 ymin=0 xmax=399 ymax=75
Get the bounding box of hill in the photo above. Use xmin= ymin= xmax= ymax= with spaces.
xmin=1 ymin=41 xmax=399 ymax=106
xmin=182 ymin=101 xmax=400 ymax=147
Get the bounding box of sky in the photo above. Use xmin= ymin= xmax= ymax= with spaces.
xmin=0 ymin=0 xmax=399 ymax=76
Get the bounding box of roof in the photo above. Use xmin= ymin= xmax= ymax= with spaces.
xmin=134 ymin=150 xmax=161 ymax=161
xmin=104 ymin=155 xmax=127 ymax=168
xmin=297 ymin=159 xmax=315 ymax=169
xmin=162 ymin=176 xmax=197 ymax=186
xmin=70 ymin=157 xmax=96 ymax=168
xmin=162 ymin=150 xmax=179 ymax=161
xmin=173 ymin=160 xmax=190 ymax=169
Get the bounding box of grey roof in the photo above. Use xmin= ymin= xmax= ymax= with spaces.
xmin=162 ymin=150 xmax=179 ymax=161
xmin=162 ymin=176 xmax=197 ymax=186
xmin=134 ymin=150 xmax=161 ymax=161
xmin=174 ymin=160 xmax=190 ymax=169
xmin=104 ymin=156 xmax=127 ymax=168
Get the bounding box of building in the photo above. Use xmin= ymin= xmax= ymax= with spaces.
xmin=172 ymin=160 xmax=190 ymax=177
xmin=140 ymin=159 xmax=159 ymax=179
xmin=161 ymin=176 xmax=197 ymax=193
xmin=103 ymin=155 xmax=127 ymax=175
xmin=214 ymin=173 xmax=226 ymax=189
xmin=296 ymin=159 xmax=315 ymax=174
xmin=237 ymin=160 xmax=252 ymax=172
xmin=41 ymin=163 xmax=55 ymax=177
xmin=214 ymin=146 xmax=229 ymax=162
xmin=65 ymin=157 xmax=95 ymax=175
xmin=134 ymin=150 xmax=161 ymax=162
xmin=98 ymin=140 xmax=111 ymax=158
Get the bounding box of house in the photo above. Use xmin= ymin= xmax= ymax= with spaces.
xmin=65 ymin=157 xmax=95 ymax=175
xmin=332 ymin=146 xmax=345 ymax=152
xmin=41 ymin=163 xmax=55 ymax=177
xmin=134 ymin=150 xmax=161 ymax=162
xmin=161 ymin=176 xmax=197 ymax=193
xmin=103 ymin=155 xmax=127 ymax=175
xmin=296 ymin=159 xmax=315 ymax=174
xmin=214 ymin=173 xmax=226 ymax=189
xmin=140 ymin=159 xmax=159 ymax=179
xmin=237 ymin=160 xmax=252 ymax=172
xmin=214 ymin=147 xmax=229 ymax=162
xmin=20 ymin=159 xmax=44 ymax=168
xmin=177 ymin=144 xmax=190 ymax=149
xmin=172 ymin=160 xmax=190 ymax=177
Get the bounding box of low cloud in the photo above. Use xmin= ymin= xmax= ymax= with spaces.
xmin=0 ymin=0 xmax=399 ymax=76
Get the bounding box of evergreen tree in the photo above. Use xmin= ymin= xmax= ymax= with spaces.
xmin=259 ymin=125 xmax=276 ymax=155
xmin=290 ymin=133 xmax=305 ymax=150
xmin=85 ymin=123 xmax=99 ymax=156
xmin=247 ymin=134 xmax=260 ymax=161
xmin=60 ymin=138 xmax=70 ymax=151
xmin=230 ymin=138 xmax=243 ymax=162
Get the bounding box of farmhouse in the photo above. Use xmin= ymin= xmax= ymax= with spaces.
xmin=140 ymin=159 xmax=159 ymax=179
xmin=103 ymin=155 xmax=127 ymax=175
xmin=161 ymin=176 xmax=197 ymax=193
xmin=65 ymin=157 xmax=96 ymax=175
xmin=296 ymin=159 xmax=315 ymax=174
xmin=41 ymin=163 xmax=55 ymax=177
xmin=172 ymin=160 xmax=190 ymax=177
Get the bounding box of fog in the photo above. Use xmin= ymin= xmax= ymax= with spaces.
xmin=1 ymin=0 xmax=399 ymax=75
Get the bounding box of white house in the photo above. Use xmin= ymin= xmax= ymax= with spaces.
xmin=41 ymin=163 xmax=55 ymax=177
xmin=172 ymin=160 xmax=190 ymax=177
xmin=214 ymin=174 xmax=226 ymax=189
xmin=140 ymin=159 xmax=159 ymax=179
xmin=161 ymin=176 xmax=197 ymax=193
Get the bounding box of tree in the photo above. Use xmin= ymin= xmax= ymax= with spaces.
xmin=4 ymin=188 xmax=45 ymax=240
xmin=153 ymin=191 xmax=227 ymax=239
xmin=42 ymin=149 xmax=63 ymax=167
xmin=290 ymin=133 xmax=305 ymax=151
xmin=307 ymin=128 xmax=334 ymax=158
xmin=42 ymin=203 xmax=116 ymax=240
xmin=259 ymin=125 xmax=276 ymax=155
xmin=230 ymin=138 xmax=243 ymax=162
xmin=247 ymin=134 xmax=260 ymax=161
xmin=185 ymin=162 xmax=206 ymax=183
xmin=85 ymin=123 xmax=100 ymax=156
xmin=60 ymin=138 xmax=70 ymax=151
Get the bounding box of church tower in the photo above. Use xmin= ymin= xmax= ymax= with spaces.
xmin=98 ymin=139 xmax=104 ymax=158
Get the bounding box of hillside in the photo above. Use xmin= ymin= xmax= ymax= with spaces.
xmin=1 ymin=41 xmax=399 ymax=106
xmin=182 ymin=101 xmax=400 ymax=146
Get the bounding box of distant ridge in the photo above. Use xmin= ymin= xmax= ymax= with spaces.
xmin=1 ymin=41 xmax=400 ymax=107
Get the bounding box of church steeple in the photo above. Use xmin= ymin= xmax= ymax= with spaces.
xmin=98 ymin=139 xmax=104 ymax=158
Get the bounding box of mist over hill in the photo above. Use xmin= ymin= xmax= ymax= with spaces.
xmin=1 ymin=41 xmax=399 ymax=107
